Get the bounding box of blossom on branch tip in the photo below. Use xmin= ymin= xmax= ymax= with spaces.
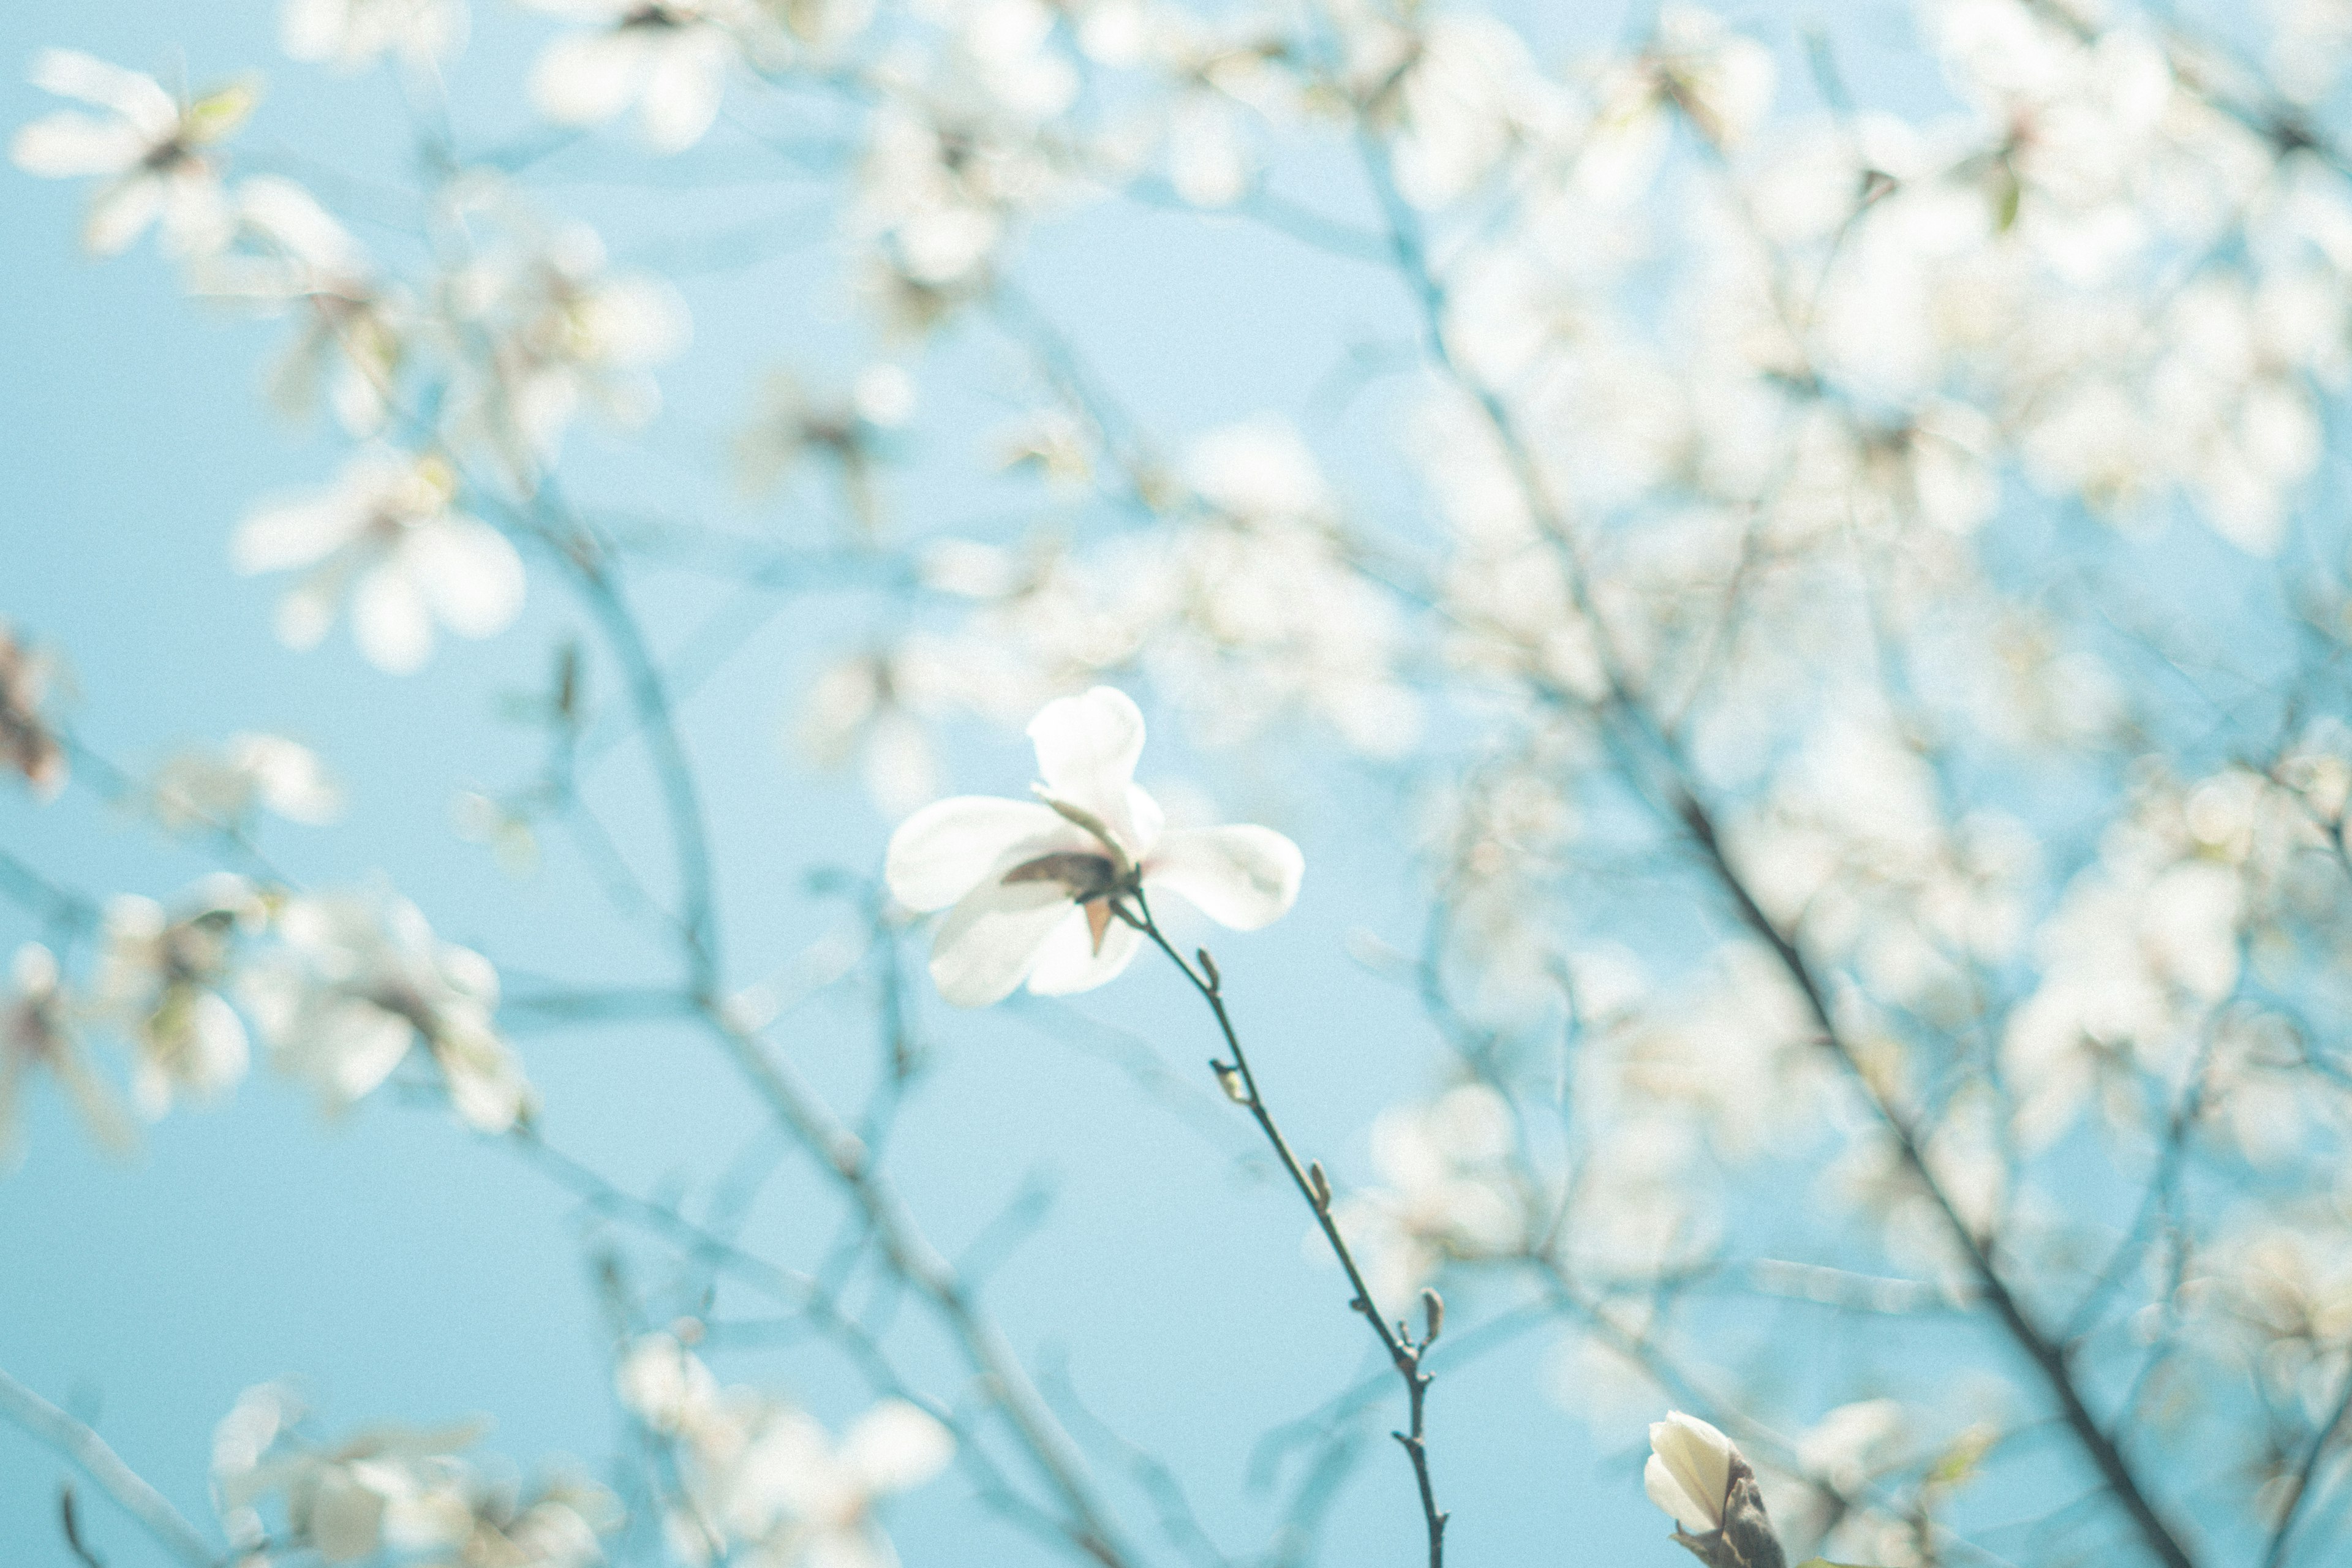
xmin=0 ymin=622 xmax=67 ymax=801
xmin=1646 ymin=1411 xmax=1787 ymax=1568
xmin=884 ymin=687 xmax=1302 ymax=1007
xmin=10 ymin=49 xmax=248 ymax=257
xmin=233 ymin=449 xmax=525 ymax=674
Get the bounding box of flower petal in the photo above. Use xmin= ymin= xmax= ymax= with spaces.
xmin=843 ymin=1400 xmax=954 ymax=1495
xmin=233 ymin=500 xmax=361 ymax=573
xmin=413 ymin=518 xmax=526 ymax=638
xmin=83 ymin=175 xmax=162 ymax=255
xmin=638 ymin=34 xmax=727 ymax=153
xmin=530 ymin=31 xmax=647 ymax=127
xmin=1024 ymin=902 xmax=1142 ymax=996
xmin=928 ymin=876 xmax=1079 ymax=1008
xmin=1027 ymin=687 xmax=1150 ymax=853
xmin=352 ymin=564 xmax=434 ymax=673
xmin=1646 ymin=1411 xmax=1735 ymax=1534
xmin=885 ymin=797 xmax=1068 ymax=913
xmin=29 ymin=50 xmax=177 ymax=138
xmin=1144 ymin=825 xmax=1302 ymax=931
xmin=9 ymin=111 xmax=141 ymax=177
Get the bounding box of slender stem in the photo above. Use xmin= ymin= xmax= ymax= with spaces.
xmin=1129 ymin=895 xmax=1447 ymax=1568
xmin=1667 ymin=790 xmax=2196 ymax=1568
xmin=2262 ymin=1364 xmax=2352 ymax=1568
xmin=0 ymin=1367 xmax=216 ymax=1568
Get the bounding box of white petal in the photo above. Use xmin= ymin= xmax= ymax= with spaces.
xmin=805 ymin=1528 xmax=896 ymax=1568
xmin=352 ymin=565 xmax=434 ymax=673
xmin=1023 ymin=904 xmax=1141 ymax=996
xmin=1143 ymin=825 xmax=1302 ymax=931
xmin=928 ymin=876 xmax=1078 ymax=1008
xmin=30 ymin=50 xmax=178 ymax=137
xmin=412 ymin=518 xmax=526 ymax=638
xmin=530 ymin=31 xmax=649 ymax=127
xmin=1646 ymin=1411 xmax=1735 ymax=1534
xmin=884 ymin=797 xmax=1068 ymax=913
xmin=158 ymin=168 xmax=234 ymax=258
xmin=9 ymin=112 xmax=141 ymax=177
xmin=638 ymin=35 xmax=726 ymax=153
xmin=1027 ymin=687 xmax=1151 ymax=853
xmin=83 ymin=175 xmax=162 ymax=255
xmin=843 ymin=1401 xmax=954 ymax=1495
xmin=234 ymin=500 xmax=360 ymax=573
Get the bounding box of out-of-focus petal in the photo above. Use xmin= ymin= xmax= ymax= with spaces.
xmin=29 ymin=50 xmax=177 ymax=138
xmin=83 ymin=175 xmax=162 ymax=255
xmin=9 ymin=112 xmax=140 ymax=177
xmin=234 ymin=500 xmax=360 ymax=573
xmin=412 ymin=518 xmax=526 ymax=638
xmin=638 ymin=34 xmax=726 ymax=152
xmin=530 ymin=30 xmax=647 ymax=127
xmin=843 ymin=1400 xmax=954 ymax=1495
xmin=1023 ymin=904 xmax=1141 ymax=995
xmin=928 ymin=876 xmax=1077 ymax=1008
xmin=884 ymin=797 xmax=1068 ymax=912
xmin=1144 ymin=824 xmax=1302 ymax=930
xmin=352 ymin=565 xmax=434 ymax=673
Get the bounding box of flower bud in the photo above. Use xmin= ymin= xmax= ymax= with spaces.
xmin=1306 ymin=1160 xmax=1332 ymax=1210
xmin=1420 ymin=1287 xmax=1444 ymax=1345
xmin=1645 ymin=1412 xmax=1786 ymax=1568
xmin=1213 ymin=1061 xmax=1250 ymax=1104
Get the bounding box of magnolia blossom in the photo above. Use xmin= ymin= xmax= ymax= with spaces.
xmin=10 ymin=50 xmax=247 ymax=257
xmin=741 ymin=1401 xmax=954 ymax=1568
xmin=233 ymin=449 xmax=526 ymax=674
xmin=241 ymin=889 xmax=531 ymax=1132
xmin=213 ymin=1382 xmax=610 ymax=1566
xmin=884 ymin=687 xmax=1303 ymax=1006
xmin=1 ymin=944 xmax=135 ymax=1160
xmin=148 ymin=733 xmax=342 ymax=833
xmin=1332 ymin=1083 xmax=1523 ymax=1312
xmin=92 ymin=877 xmax=263 ymax=1118
xmin=198 ymin=176 xmax=409 ymax=435
xmin=0 ymin=622 xmax=67 ymax=800
xmin=524 ymin=0 xmax=752 ymax=153
xmin=1646 ymin=1411 xmax=1785 ymax=1567
xmin=282 ymin=0 xmax=469 ymax=72
xmin=617 ymin=1333 xmax=952 ymax=1565
xmin=443 ymin=211 xmax=688 ymax=462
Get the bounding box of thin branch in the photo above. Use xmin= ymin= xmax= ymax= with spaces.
xmin=1128 ymin=894 xmax=1449 ymax=1568
xmin=0 ymin=1368 xmax=214 ymax=1568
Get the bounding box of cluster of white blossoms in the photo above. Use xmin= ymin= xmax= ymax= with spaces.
xmin=1 ymin=870 xmax=529 ymax=1155
xmin=616 ymin=1332 xmax=953 ymax=1567
xmin=212 ymin=1382 xmax=615 ymax=1567
xmin=18 ymin=0 xmax=2352 ymax=1561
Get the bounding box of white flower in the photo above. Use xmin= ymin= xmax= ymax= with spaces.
xmin=10 ymin=50 xmax=248 ymax=257
xmin=148 ymin=733 xmax=342 ymax=833
xmin=1331 ymin=1084 xmax=1522 ymax=1312
xmin=198 ymin=176 xmax=409 ymax=435
xmin=523 ymin=0 xmax=750 ymax=153
xmin=884 ymin=687 xmax=1303 ymax=1007
xmin=0 ymin=622 xmax=67 ymax=800
xmin=2 ymin=944 xmax=138 ymax=1159
xmin=1645 ymin=1409 xmax=1739 ymax=1535
xmin=282 ymin=0 xmax=469 ymax=72
xmin=241 ymin=889 xmax=531 ymax=1132
xmin=443 ymin=212 xmax=688 ymax=462
xmin=736 ymin=1400 xmax=953 ymax=1568
xmin=233 ymin=450 xmax=526 ymax=674
xmin=91 ymin=877 xmax=264 ymax=1118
